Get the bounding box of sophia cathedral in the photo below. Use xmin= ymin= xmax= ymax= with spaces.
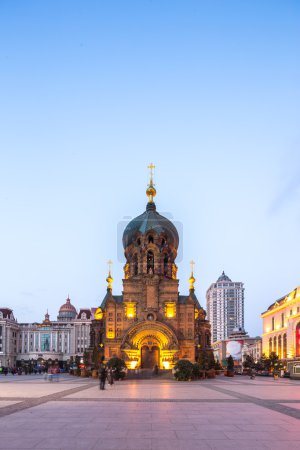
xmin=90 ymin=165 xmax=211 ymax=370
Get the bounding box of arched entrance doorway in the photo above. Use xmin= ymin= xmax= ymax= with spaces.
xmin=121 ymin=320 xmax=179 ymax=370
xmin=141 ymin=345 xmax=159 ymax=369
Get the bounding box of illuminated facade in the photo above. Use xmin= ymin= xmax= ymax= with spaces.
xmin=206 ymin=272 xmax=244 ymax=343
xmin=91 ymin=166 xmax=211 ymax=369
xmin=261 ymin=286 xmax=300 ymax=359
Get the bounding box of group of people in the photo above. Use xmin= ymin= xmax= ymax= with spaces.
xmin=99 ymin=365 xmax=114 ymax=390
xmin=0 ymin=366 xmax=45 ymax=375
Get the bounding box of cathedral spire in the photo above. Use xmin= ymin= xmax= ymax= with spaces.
xmin=106 ymin=259 xmax=113 ymax=290
xmin=146 ymin=162 xmax=156 ymax=204
xmin=189 ymin=260 xmax=196 ymax=290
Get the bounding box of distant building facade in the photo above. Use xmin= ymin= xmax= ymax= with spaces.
xmin=206 ymin=272 xmax=244 ymax=343
xmin=261 ymin=286 xmax=300 ymax=360
xmin=212 ymin=327 xmax=261 ymax=369
xmin=0 ymin=308 xmax=19 ymax=367
xmin=0 ymin=298 xmax=92 ymax=368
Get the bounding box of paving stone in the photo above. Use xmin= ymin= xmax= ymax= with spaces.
xmin=0 ymin=374 xmax=299 ymax=449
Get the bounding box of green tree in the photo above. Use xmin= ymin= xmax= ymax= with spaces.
xmin=214 ymin=360 xmax=222 ymax=371
xmin=256 ymin=353 xmax=270 ymax=371
xmin=83 ymin=351 xmax=89 ymax=366
xmin=269 ymin=352 xmax=279 ymax=369
xmin=227 ymin=355 xmax=234 ymax=371
xmin=107 ymin=357 xmax=126 ymax=380
xmin=197 ymin=350 xmax=216 ymax=370
xmin=243 ymin=355 xmax=255 ymax=369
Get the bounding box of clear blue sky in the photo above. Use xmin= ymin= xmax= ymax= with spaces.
xmin=0 ymin=1 xmax=299 ymax=336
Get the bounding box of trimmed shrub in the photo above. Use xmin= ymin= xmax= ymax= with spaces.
xmin=174 ymin=360 xmax=194 ymax=381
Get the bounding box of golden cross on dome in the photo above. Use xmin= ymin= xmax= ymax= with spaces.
xmin=148 ymin=163 xmax=155 ymax=184
xmin=106 ymin=260 xmax=113 ymax=289
xmin=146 ymin=163 xmax=157 ymax=203
xmin=190 ymin=260 xmax=195 ymax=274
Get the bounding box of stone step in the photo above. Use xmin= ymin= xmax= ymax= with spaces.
xmin=126 ymin=369 xmax=173 ymax=380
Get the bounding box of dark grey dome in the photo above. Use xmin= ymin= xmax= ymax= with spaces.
xmin=217 ymin=271 xmax=232 ymax=282
xmin=122 ymin=202 xmax=179 ymax=249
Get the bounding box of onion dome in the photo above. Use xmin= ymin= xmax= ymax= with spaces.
xmin=106 ymin=260 xmax=113 ymax=290
xmin=122 ymin=164 xmax=179 ymax=249
xmin=189 ymin=260 xmax=196 ymax=290
xmin=217 ymin=271 xmax=232 ymax=282
xmin=123 ymin=202 xmax=179 ymax=249
xmin=57 ymin=296 xmax=77 ymax=321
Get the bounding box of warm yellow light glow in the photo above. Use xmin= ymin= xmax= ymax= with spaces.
xmin=266 ymin=327 xmax=270 ymax=332
xmin=130 ymin=360 xmax=138 ymax=369
xmin=107 ymin=330 xmax=115 ymax=339
xmin=125 ymin=302 xmax=136 ymax=319
xmin=276 ymin=325 xmax=280 ymax=330
xmin=94 ymin=308 xmax=103 ymax=320
xmin=163 ymin=361 xmax=170 ymax=369
xmin=165 ymin=303 xmax=176 ymax=318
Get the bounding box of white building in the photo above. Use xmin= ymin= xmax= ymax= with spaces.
xmin=1 ymin=298 xmax=92 ymax=368
xmin=0 ymin=308 xmax=19 ymax=367
xmin=206 ymin=272 xmax=244 ymax=343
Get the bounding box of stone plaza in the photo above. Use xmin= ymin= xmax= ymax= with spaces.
xmin=0 ymin=374 xmax=300 ymax=450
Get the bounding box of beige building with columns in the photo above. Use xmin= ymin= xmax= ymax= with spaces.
xmin=261 ymin=286 xmax=300 ymax=359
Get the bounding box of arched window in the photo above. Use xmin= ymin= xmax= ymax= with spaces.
xmin=147 ymin=251 xmax=154 ymax=273
xmin=273 ymin=336 xmax=277 ymax=355
xmin=137 ymin=238 xmax=141 ymax=246
xmin=269 ymin=338 xmax=272 ymax=355
xmin=164 ymin=254 xmax=169 ymax=276
xmin=148 ymin=235 xmax=154 ymax=244
xmin=296 ymin=323 xmax=300 ymax=357
xmin=133 ymin=254 xmax=138 ymax=276
xmin=283 ymin=333 xmax=287 ymax=358
xmin=278 ymin=335 xmax=282 ymax=359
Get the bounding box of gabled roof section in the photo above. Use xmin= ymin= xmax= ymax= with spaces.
xmin=100 ymin=290 xmax=123 ymax=309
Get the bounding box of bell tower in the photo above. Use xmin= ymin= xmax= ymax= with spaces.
xmin=122 ymin=164 xmax=179 ymax=315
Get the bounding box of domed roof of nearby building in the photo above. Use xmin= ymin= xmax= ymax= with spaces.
xmin=57 ymin=297 xmax=77 ymax=320
xmin=122 ymin=202 xmax=179 ymax=249
xmin=217 ymin=271 xmax=232 ymax=282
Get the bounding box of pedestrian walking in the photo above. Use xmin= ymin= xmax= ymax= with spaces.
xmin=99 ymin=365 xmax=107 ymax=390
xmin=107 ymin=367 xmax=114 ymax=388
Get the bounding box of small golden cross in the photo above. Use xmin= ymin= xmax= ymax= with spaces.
xmin=147 ymin=163 xmax=155 ymax=183
xmin=107 ymin=259 xmax=113 ymax=274
xmin=190 ymin=260 xmax=195 ymax=273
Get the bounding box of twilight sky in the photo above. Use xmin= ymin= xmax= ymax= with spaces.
xmin=0 ymin=1 xmax=299 ymax=336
